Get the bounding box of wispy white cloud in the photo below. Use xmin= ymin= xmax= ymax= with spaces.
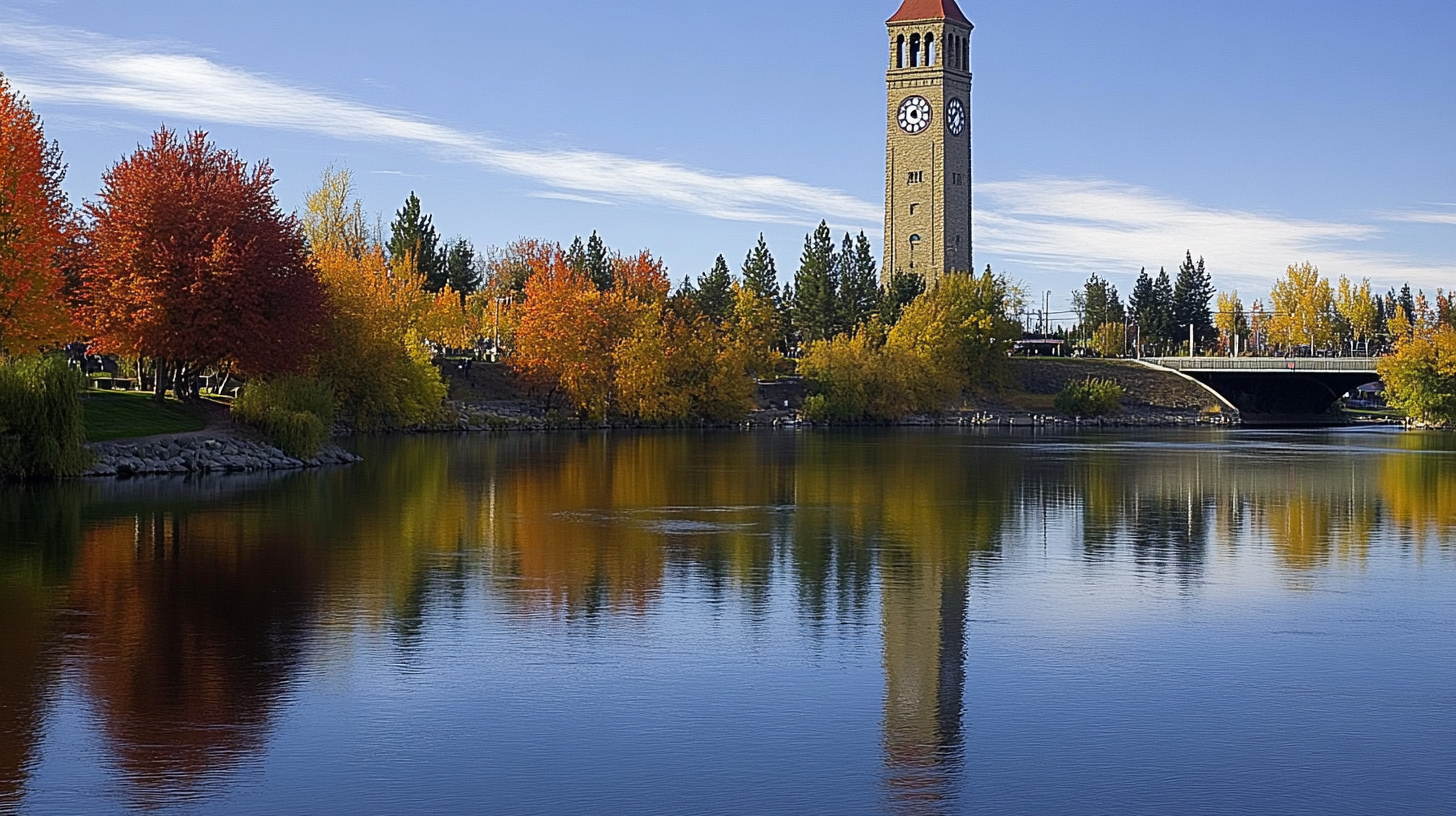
xmin=976 ymin=179 xmax=1456 ymax=293
xmin=0 ymin=21 xmax=879 ymax=227
xmin=1382 ymin=210 xmax=1456 ymax=226
xmin=530 ymin=191 xmax=619 ymax=207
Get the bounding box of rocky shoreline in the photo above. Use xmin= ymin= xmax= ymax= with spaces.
xmin=82 ymin=435 xmax=362 ymax=478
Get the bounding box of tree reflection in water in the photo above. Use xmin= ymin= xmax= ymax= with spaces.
xmin=0 ymin=429 xmax=1451 ymax=811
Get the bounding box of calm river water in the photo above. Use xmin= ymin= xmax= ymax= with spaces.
xmin=2 ymin=429 xmax=1453 ymax=815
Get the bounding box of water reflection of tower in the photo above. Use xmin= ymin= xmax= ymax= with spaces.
xmin=880 ymin=540 xmax=970 ymax=816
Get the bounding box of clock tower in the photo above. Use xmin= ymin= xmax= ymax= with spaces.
xmin=884 ymin=0 xmax=973 ymax=285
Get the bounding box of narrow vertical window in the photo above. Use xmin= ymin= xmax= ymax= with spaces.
xmin=910 ymin=34 xmax=920 ymax=67
xmin=925 ymin=33 xmax=935 ymax=66
xmin=895 ymin=35 xmax=905 ymax=69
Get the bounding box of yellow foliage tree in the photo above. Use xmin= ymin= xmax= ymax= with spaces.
xmin=1214 ymin=291 xmax=1248 ymax=354
xmin=1267 ymin=262 xmax=1335 ymax=352
xmin=886 ymin=270 xmax=1022 ymax=392
xmin=301 ymin=168 xmax=472 ymax=428
xmin=1335 ymin=276 xmax=1379 ymax=350
xmin=1378 ymin=321 xmax=1456 ymax=427
xmin=1091 ymin=322 xmax=1127 ymax=358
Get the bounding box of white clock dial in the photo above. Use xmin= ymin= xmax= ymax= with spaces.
xmin=897 ymin=96 xmax=932 ymax=135
xmin=946 ymin=98 xmax=966 ymax=137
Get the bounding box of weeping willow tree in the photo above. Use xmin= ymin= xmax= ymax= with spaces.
xmin=0 ymin=355 xmax=91 ymax=479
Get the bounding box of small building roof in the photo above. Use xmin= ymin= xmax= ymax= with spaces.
xmin=888 ymin=0 xmax=972 ymax=26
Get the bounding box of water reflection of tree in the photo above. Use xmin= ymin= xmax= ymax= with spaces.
xmin=66 ymin=512 xmax=318 ymax=806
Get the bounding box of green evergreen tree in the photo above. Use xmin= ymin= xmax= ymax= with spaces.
xmin=387 ymin=192 xmax=446 ymax=291
xmin=1172 ymin=251 xmax=1216 ymax=350
xmin=585 ymin=231 xmax=612 ymax=291
xmin=740 ymin=234 xmax=780 ymax=304
xmin=779 ymin=282 xmax=797 ymax=351
xmin=791 ymin=221 xmax=840 ymax=343
xmin=1398 ymin=284 xmax=1416 ymax=323
xmin=694 ymin=254 xmax=735 ymax=324
xmin=1073 ymin=273 xmax=1127 ymax=335
xmin=880 ymin=269 xmax=926 ymax=327
xmin=837 ymin=231 xmax=879 ymax=332
xmin=565 ymin=236 xmax=587 ymax=274
xmin=444 ymin=237 xmax=481 ymax=304
xmin=1129 ymin=266 xmax=1176 ymax=353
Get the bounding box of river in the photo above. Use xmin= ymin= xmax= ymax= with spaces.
xmin=2 ymin=428 xmax=1453 ymax=815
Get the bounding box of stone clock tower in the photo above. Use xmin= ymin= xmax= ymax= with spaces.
xmin=884 ymin=0 xmax=973 ymax=285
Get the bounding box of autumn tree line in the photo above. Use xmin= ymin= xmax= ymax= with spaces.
xmin=1068 ymin=254 xmax=1456 ymax=425
xmin=0 ymin=74 xmax=1033 ymax=473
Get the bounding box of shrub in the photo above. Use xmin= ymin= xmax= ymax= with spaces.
xmin=233 ymin=375 xmax=334 ymax=457
xmin=1053 ymin=378 xmax=1125 ymax=417
xmin=0 ymin=355 xmax=92 ymax=479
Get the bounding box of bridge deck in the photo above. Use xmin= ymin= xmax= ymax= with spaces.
xmin=1143 ymin=357 xmax=1380 ymax=374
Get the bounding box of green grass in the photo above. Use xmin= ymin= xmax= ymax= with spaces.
xmin=82 ymin=391 xmax=211 ymax=442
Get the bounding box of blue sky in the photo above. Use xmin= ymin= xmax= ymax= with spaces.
xmin=2 ymin=0 xmax=1452 ymax=310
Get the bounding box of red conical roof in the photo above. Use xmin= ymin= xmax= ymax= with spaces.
xmin=887 ymin=0 xmax=971 ymax=26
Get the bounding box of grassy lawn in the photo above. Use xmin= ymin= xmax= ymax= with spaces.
xmin=83 ymin=390 xmax=212 ymax=442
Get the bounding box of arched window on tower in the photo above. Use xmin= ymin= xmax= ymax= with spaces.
xmin=962 ymin=36 xmax=970 ymax=71
xmin=925 ymin=33 xmax=936 ymax=66
xmin=952 ymin=36 xmax=961 ymax=71
xmin=895 ymin=34 xmax=905 ymax=69
xmin=909 ymin=33 xmax=921 ymax=67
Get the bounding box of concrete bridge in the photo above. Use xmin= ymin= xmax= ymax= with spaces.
xmin=1139 ymin=357 xmax=1383 ymax=426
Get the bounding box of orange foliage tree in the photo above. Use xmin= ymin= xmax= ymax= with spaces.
xmin=0 ymin=75 xmax=75 ymax=355
xmin=82 ymin=129 xmax=325 ymax=397
xmin=511 ymin=240 xmax=760 ymax=422
xmin=511 ymin=245 xmax=644 ymax=419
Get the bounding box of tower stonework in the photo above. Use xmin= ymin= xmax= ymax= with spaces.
xmin=884 ymin=0 xmax=973 ymax=285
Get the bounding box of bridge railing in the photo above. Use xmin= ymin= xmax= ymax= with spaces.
xmin=1142 ymin=357 xmax=1381 ymax=373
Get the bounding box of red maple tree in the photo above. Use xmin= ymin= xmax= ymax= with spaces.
xmin=82 ymin=128 xmax=326 ymax=395
xmin=0 ymin=74 xmax=75 ymax=355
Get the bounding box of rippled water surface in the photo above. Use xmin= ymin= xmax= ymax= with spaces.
xmin=2 ymin=428 xmax=1454 ymax=815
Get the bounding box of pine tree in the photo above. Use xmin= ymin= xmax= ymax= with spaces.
xmin=694 ymin=254 xmax=735 ymax=324
xmin=838 ymin=231 xmax=880 ymax=332
xmin=792 ymin=221 xmax=839 ymax=343
xmin=1073 ymin=273 xmax=1125 ymax=334
xmin=1172 ymin=251 xmax=1216 ymax=351
xmin=387 ymin=192 xmax=446 ymax=292
xmin=445 ymin=238 xmax=481 ymax=304
xmin=1129 ymin=267 xmax=1175 ymax=353
xmin=565 ymin=236 xmax=587 ymax=274
xmin=585 ymin=231 xmax=612 ymax=291
xmin=1153 ymin=267 xmax=1177 ymax=350
xmin=880 ymin=269 xmax=925 ymax=327
xmin=740 ymin=234 xmax=780 ymax=304
xmin=779 ymin=282 xmax=797 ymax=350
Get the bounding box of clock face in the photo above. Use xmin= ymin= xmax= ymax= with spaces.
xmin=946 ymin=98 xmax=966 ymax=137
xmin=897 ymin=96 xmax=932 ymax=135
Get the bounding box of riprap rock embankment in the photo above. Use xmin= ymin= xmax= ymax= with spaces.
xmin=83 ymin=436 xmax=360 ymax=478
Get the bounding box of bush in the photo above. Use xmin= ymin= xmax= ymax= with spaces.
xmin=0 ymin=355 xmax=92 ymax=479
xmin=1053 ymin=378 xmax=1125 ymax=417
xmin=233 ymin=375 xmax=334 ymax=457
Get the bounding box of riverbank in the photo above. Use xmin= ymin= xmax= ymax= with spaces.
xmin=431 ymin=357 xmax=1233 ymax=431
